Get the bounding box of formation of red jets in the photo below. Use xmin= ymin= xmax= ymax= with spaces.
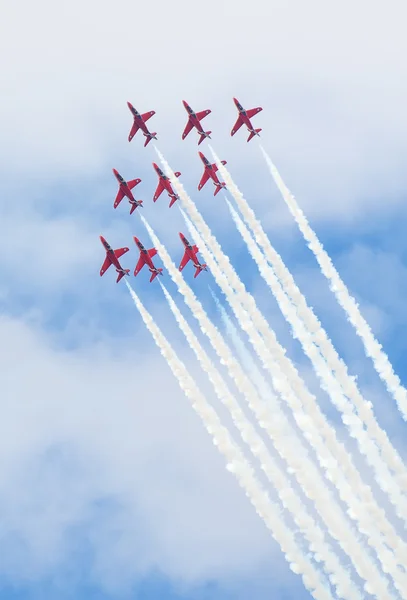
xmin=100 ymin=98 xmax=263 ymax=283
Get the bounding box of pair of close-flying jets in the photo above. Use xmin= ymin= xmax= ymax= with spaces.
xmin=127 ymin=97 xmax=262 ymax=146
xmin=99 ymin=233 xmax=206 ymax=283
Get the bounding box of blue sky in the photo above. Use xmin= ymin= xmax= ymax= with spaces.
xmin=1 ymin=1 xmax=407 ymax=599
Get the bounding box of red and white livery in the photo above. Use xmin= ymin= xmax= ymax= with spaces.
xmin=178 ymin=232 xmax=207 ymax=278
xmin=182 ymin=100 xmax=212 ymax=145
xmin=112 ymin=168 xmax=142 ymax=214
xmin=99 ymin=236 xmax=130 ymax=283
xmin=127 ymin=101 xmax=157 ymax=146
xmin=231 ymin=97 xmax=262 ymax=142
xmin=133 ymin=236 xmax=163 ymax=282
xmin=198 ymin=152 xmax=227 ymax=196
xmin=152 ymin=162 xmax=181 ymax=208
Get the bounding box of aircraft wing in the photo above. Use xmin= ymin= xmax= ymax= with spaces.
xmin=127 ymin=178 xmax=141 ymax=190
xmin=134 ymin=255 xmax=146 ymax=276
xmin=142 ymin=111 xmax=155 ymax=122
xmin=182 ymin=120 xmax=194 ymax=140
xmin=100 ymin=256 xmax=112 ymax=276
xmin=198 ymin=170 xmax=210 ymax=190
xmin=179 ymin=250 xmax=191 ymax=272
xmin=129 ymin=120 xmax=140 ymax=141
xmin=196 ymin=109 xmax=211 ymax=121
xmin=114 ymin=189 xmax=125 ymax=208
xmin=153 ymin=180 xmax=165 ymax=201
xmin=114 ymin=247 xmax=129 ymax=259
xmin=246 ymin=107 xmax=262 ymax=119
xmin=231 ymin=117 xmax=244 ymax=136
xmin=148 ymin=248 xmax=157 ymax=258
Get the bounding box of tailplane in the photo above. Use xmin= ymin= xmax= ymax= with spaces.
xmin=198 ymin=131 xmax=212 ymax=145
xmin=214 ymin=182 xmax=226 ymax=196
xmin=247 ymin=128 xmax=261 ymax=142
xmin=150 ymin=268 xmax=163 ymax=282
xmin=129 ymin=200 xmax=143 ymax=215
xmin=116 ymin=269 xmax=130 ymax=283
xmin=194 ymin=264 xmax=207 ymax=278
xmin=144 ymin=132 xmax=157 ymax=147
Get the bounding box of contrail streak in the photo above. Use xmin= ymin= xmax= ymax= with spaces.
xmin=154 ymin=149 xmax=404 ymax=560
xmin=160 ymin=281 xmax=361 ymax=600
xmin=125 ymin=280 xmax=332 ymax=600
xmin=140 ymin=209 xmax=394 ymax=599
xmin=181 ymin=212 xmax=406 ymax=598
xmin=211 ymin=146 xmax=407 ymax=511
xmin=209 ymin=288 xmax=273 ymax=403
xmin=259 ymin=145 xmax=407 ymax=424
xmin=225 ymin=195 xmax=407 ymax=562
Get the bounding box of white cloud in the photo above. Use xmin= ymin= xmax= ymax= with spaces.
xmin=0 ymin=313 xmax=278 ymax=591
xmin=1 ymin=0 xmax=406 ymax=221
xmin=1 ymin=1 xmax=407 ymax=596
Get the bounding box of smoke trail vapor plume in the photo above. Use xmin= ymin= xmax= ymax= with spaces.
xmin=125 ymin=280 xmax=332 ymax=600
xmin=259 ymin=145 xmax=407 ymax=424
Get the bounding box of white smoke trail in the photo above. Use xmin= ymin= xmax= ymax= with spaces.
xmin=209 ymin=288 xmax=273 ymax=403
xmin=180 ymin=211 xmax=407 ymax=595
xmin=259 ymin=146 xmax=407 ymax=424
xmin=212 ymin=146 xmax=407 ymax=505
xmin=154 ymin=148 xmax=406 ymax=560
xmin=140 ymin=212 xmax=395 ymax=599
xmin=223 ymin=200 xmax=407 ymax=576
xmin=125 ymin=280 xmax=332 ymax=600
xmin=154 ymin=147 xmax=406 ymax=572
xmin=225 ymin=194 xmax=407 ymax=542
xmin=160 ymin=281 xmax=360 ymax=600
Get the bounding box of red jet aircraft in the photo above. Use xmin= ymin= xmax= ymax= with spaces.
xmin=133 ymin=236 xmax=163 ymax=282
xmin=231 ymin=97 xmax=262 ymax=142
xmin=178 ymin=232 xmax=207 ymax=278
xmin=112 ymin=169 xmax=143 ymax=214
xmin=99 ymin=236 xmax=130 ymax=283
xmin=182 ymin=100 xmax=211 ymax=145
xmin=152 ymin=162 xmax=181 ymax=208
xmin=198 ymin=152 xmax=227 ymax=196
xmin=127 ymin=101 xmax=157 ymax=146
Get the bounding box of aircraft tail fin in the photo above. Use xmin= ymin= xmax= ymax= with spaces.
xmin=247 ymin=128 xmax=262 ymax=142
xmin=150 ymin=268 xmax=163 ymax=282
xmin=198 ymin=131 xmax=212 ymax=145
xmin=194 ymin=264 xmax=207 ymax=278
xmin=129 ymin=200 xmax=143 ymax=215
xmin=144 ymin=133 xmax=157 ymax=147
xmin=214 ymin=182 xmax=226 ymax=196
xmin=116 ymin=269 xmax=130 ymax=283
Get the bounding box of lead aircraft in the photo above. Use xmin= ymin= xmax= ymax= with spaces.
xmin=198 ymin=152 xmax=227 ymax=196
xmin=178 ymin=232 xmax=207 ymax=278
xmin=127 ymin=101 xmax=157 ymax=146
xmin=181 ymin=100 xmax=212 ymax=145
xmin=99 ymin=236 xmax=130 ymax=283
xmin=112 ymin=168 xmax=143 ymax=214
xmin=133 ymin=236 xmax=163 ymax=282
xmin=231 ymin=97 xmax=262 ymax=142
xmin=152 ymin=163 xmax=181 ymax=207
